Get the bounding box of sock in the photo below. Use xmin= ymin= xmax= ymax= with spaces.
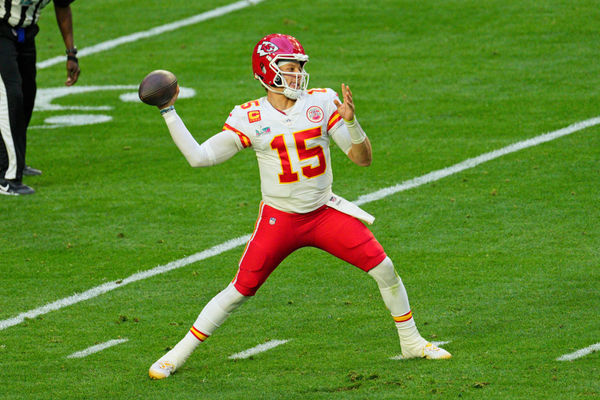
xmin=393 ymin=309 xmax=426 ymax=350
xmin=368 ymin=257 xmax=426 ymax=350
xmin=161 ymin=330 xmax=205 ymax=369
xmin=160 ymin=283 xmax=248 ymax=368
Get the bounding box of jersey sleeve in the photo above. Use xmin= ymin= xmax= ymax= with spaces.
xmin=163 ymin=110 xmax=242 ymax=167
xmin=329 ymin=123 xmax=353 ymax=154
xmin=323 ymin=89 xmax=352 ymax=154
xmin=201 ymin=131 xmax=243 ymax=165
xmin=324 ymin=89 xmax=344 ymax=134
xmin=223 ymin=106 xmax=253 ymax=149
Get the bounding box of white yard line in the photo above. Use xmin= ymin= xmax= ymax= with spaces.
xmin=556 ymin=343 xmax=600 ymax=361
xmin=37 ymin=0 xmax=266 ymax=69
xmin=66 ymin=338 xmax=129 ymax=359
xmin=0 ymin=236 xmax=249 ymax=331
xmin=354 ymin=117 xmax=600 ymax=206
xmin=229 ymin=339 xmax=290 ymax=359
xmin=1 ymin=116 xmax=599 ymax=332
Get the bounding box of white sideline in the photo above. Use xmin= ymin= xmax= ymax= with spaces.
xmin=37 ymin=0 xmax=266 ymax=69
xmin=1 ymin=116 xmax=599 ymax=332
xmin=229 ymin=339 xmax=290 ymax=360
xmin=66 ymin=338 xmax=129 ymax=359
xmin=556 ymin=343 xmax=600 ymax=361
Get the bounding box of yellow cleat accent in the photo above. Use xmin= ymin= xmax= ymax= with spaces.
xmin=422 ymin=342 xmax=452 ymax=360
xmin=401 ymin=341 xmax=452 ymax=360
xmin=149 ymin=361 xmax=175 ymax=380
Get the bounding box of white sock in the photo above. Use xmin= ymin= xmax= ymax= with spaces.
xmin=368 ymin=257 xmax=425 ymax=349
xmin=160 ymin=331 xmax=201 ymax=369
xmin=160 ymin=283 xmax=248 ymax=368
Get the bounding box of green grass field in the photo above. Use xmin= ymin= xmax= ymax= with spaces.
xmin=1 ymin=0 xmax=598 ymax=398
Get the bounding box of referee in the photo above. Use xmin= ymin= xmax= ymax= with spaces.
xmin=0 ymin=0 xmax=80 ymax=196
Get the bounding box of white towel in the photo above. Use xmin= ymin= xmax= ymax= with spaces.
xmin=327 ymin=193 xmax=375 ymax=225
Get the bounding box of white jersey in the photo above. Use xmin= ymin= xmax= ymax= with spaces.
xmin=223 ymin=88 xmax=352 ymax=213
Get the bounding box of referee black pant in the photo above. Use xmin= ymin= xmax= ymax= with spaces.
xmin=0 ymin=21 xmax=38 ymax=183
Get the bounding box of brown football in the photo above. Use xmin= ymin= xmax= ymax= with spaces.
xmin=138 ymin=70 xmax=178 ymax=107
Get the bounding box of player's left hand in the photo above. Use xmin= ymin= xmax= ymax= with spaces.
xmin=333 ymin=83 xmax=355 ymax=122
xmin=65 ymin=59 xmax=80 ymax=86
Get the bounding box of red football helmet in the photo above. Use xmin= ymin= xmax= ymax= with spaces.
xmin=252 ymin=33 xmax=309 ymax=99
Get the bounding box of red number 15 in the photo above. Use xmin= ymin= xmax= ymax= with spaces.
xmin=270 ymin=127 xmax=326 ymax=184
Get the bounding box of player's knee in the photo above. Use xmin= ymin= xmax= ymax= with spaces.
xmin=367 ymin=257 xmax=399 ymax=288
xmin=232 ymin=278 xmax=262 ymax=297
xmin=216 ymin=283 xmax=249 ymax=313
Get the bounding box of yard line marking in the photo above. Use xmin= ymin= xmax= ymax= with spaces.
xmin=37 ymin=0 xmax=266 ymax=69
xmin=390 ymin=340 xmax=451 ymax=360
xmin=354 ymin=117 xmax=600 ymax=206
xmin=556 ymin=343 xmax=600 ymax=361
xmin=1 ymin=116 xmax=599 ymax=332
xmin=228 ymin=339 xmax=290 ymax=360
xmin=0 ymin=235 xmax=250 ymax=331
xmin=66 ymin=338 xmax=129 ymax=359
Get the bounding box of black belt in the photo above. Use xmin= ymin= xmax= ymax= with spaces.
xmin=0 ymin=20 xmax=39 ymax=42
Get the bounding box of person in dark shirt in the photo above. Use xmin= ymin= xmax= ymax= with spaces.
xmin=0 ymin=0 xmax=80 ymax=195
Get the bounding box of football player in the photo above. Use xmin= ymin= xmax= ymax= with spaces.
xmin=149 ymin=33 xmax=451 ymax=379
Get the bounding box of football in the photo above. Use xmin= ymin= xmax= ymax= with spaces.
xmin=138 ymin=70 xmax=178 ymax=107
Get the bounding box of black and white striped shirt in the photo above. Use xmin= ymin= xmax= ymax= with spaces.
xmin=1 ymin=0 xmax=74 ymax=28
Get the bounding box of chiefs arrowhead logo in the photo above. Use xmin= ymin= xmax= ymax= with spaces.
xmin=257 ymin=41 xmax=279 ymax=56
xmin=306 ymin=106 xmax=324 ymax=123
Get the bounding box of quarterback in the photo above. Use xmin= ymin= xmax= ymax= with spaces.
xmin=149 ymin=33 xmax=451 ymax=379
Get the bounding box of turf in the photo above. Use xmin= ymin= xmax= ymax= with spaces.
xmin=0 ymin=0 xmax=598 ymax=398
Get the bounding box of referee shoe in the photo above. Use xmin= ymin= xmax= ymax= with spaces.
xmin=23 ymin=165 xmax=42 ymax=176
xmin=0 ymin=179 xmax=35 ymax=196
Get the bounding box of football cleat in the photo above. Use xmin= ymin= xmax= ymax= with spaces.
xmin=148 ymin=360 xmax=176 ymax=380
xmin=402 ymin=342 xmax=452 ymax=360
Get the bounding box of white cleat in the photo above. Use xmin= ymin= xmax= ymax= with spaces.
xmin=402 ymin=342 xmax=452 ymax=360
xmin=422 ymin=342 xmax=452 ymax=359
xmin=149 ymin=360 xmax=176 ymax=380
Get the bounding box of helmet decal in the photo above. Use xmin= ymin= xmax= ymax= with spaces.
xmin=257 ymin=41 xmax=279 ymax=57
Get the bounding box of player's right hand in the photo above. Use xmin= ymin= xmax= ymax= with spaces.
xmin=160 ymin=85 xmax=180 ymax=109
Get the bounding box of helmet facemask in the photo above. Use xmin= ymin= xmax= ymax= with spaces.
xmin=263 ymin=55 xmax=309 ymax=100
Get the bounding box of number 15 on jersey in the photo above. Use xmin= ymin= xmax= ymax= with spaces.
xmin=270 ymin=127 xmax=326 ymax=184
